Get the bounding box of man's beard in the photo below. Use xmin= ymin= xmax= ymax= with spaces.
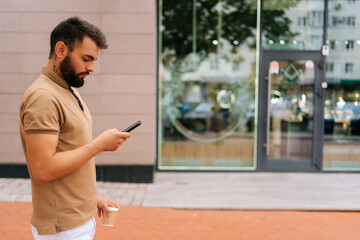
xmin=60 ymin=54 xmax=88 ymax=88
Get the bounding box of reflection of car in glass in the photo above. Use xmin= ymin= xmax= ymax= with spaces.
xmin=325 ymin=102 xmax=360 ymax=135
xmin=269 ymin=91 xmax=314 ymax=133
xmin=270 ymin=91 xmax=313 ymax=118
xmin=246 ymin=91 xmax=315 ymax=133
xmin=339 ymin=103 xmax=360 ymax=135
xmin=346 ymin=104 xmax=360 ymax=120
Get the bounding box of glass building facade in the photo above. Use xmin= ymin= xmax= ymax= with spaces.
xmin=157 ymin=0 xmax=360 ymax=172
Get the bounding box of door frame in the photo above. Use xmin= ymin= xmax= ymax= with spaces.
xmin=258 ymin=50 xmax=326 ymax=172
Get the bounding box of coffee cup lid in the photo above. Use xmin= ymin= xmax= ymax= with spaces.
xmin=108 ymin=207 xmax=119 ymax=211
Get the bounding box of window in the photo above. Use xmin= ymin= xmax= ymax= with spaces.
xmin=345 ymin=40 xmax=354 ymax=50
xmin=348 ymin=17 xmax=356 ymax=26
xmin=331 ymin=17 xmax=346 ymax=25
xmin=345 ymin=63 xmax=354 ymax=73
xmin=329 ymin=16 xmax=337 ymax=27
xmin=309 ymin=11 xmax=324 ymax=27
xmin=326 ymin=63 xmax=334 ymax=73
xmin=210 ymin=59 xmax=218 ymax=70
xmin=298 ymin=41 xmax=305 ymax=49
xmin=232 ymin=62 xmax=240 ymax=72
xmin=298 ymin=17 xmax=306 ymax=26
xmin=159 ymin=0 xmax=259 ymax=171
xmin=330 ymin=40 xmax=337 ymax=50
xmin=310 ymin=36 xmax=322 ymax=47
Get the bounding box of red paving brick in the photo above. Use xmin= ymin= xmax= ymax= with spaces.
xmin=1 ymin=202 xmax=360 ymax=240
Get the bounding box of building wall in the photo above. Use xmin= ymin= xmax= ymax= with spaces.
xmin=0 ymin=1 xmax=157 ymax=168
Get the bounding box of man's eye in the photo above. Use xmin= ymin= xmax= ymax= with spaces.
xmin=83 ymin=58 xmax=89 ymax=62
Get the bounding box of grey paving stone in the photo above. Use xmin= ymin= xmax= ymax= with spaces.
xmin=142 ymin=172 xmax=360 ymax=210
xmin=3 ymin=172 xmax=360 ymax=210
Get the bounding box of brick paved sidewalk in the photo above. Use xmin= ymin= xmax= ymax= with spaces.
xmin=1 ymin=202 xmax=360 ymax=240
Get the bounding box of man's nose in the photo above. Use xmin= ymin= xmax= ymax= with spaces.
xmin=87 ymin=62 xmax=95 ymax=72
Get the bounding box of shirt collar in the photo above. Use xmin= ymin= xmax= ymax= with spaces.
xmin=42 ymin=66 xmax=69 ymax=89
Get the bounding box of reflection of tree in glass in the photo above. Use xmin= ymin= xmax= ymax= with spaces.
xmin=161 ymin=0 xmax=299 ymax=62
xmin=262 ymin=0 xmax=299 ymax=47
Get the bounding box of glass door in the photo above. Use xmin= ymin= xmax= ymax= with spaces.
xmin=259 ymin=51 xmax=324 ymax=171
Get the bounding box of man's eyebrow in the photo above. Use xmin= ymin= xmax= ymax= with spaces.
xmin=85 ymin=54 xmax=95 ymax=60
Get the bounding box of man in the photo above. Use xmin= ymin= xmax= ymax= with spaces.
xmin=19 ymin=16 xmax=130 ymax=239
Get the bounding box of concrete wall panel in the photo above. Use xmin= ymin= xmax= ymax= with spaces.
xmin=100 ymin=54 xmax=155 ymax=74
xmin=92 ymin=113 xmax=155 ymax=135
xmin=101 ymin=14 xmax=155 ymax=34
xmin=106 ymin=34 xmax=155 ymax=54
xmin=101 ymin=74 xmax=156 ymax=94
xmin=0 ymin=33 xmax=49 ymax=54
xmin=0 ymin=114 xmax=20 ymax=134
xmin=101 ymin=0 xmax=155 ymax=13
xmin=0 ymin=0 xmax=157 ymax=167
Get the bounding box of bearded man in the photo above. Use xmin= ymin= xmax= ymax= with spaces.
xmin=19 ymin=16 xmax=130 ymax=240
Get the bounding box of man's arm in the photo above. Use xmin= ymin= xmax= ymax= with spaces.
xmin=25 ymin=129 xmax=130 ymax=184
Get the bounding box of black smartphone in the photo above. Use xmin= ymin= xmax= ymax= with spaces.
xmin=122 ymin=120 xmax=142 ymax=132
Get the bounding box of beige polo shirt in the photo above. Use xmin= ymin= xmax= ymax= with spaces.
xmin=19 ymin=66 xmax=97 ymax=235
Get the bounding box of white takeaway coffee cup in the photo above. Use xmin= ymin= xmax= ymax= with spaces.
xmin=102 ymin=207 xmax=119 ymax=227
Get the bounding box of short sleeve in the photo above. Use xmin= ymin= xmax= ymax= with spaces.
xmin=21 ymin=88 xmax=61 ymax=135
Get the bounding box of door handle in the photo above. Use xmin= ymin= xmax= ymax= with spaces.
xmin=266 ymin=70 xmax=271 ymax=155
xmin=317 ymin=62 xmax=323 ymax=70
xmin=316 ymin=87 xmax=323 ymax=97
xmin=314 ymin=157 xmax=322 ymax=170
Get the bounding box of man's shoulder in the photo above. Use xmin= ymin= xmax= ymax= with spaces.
xmin=27 ymin=73 xmax=56 ymax=91
xmin=21 ymin=74 xmax=60 ymax=109
xmin=23 ymin=74 xmax=63 ymax=100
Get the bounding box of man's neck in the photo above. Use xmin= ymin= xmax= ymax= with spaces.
xmin=45 ymin=59 xmax=63 ymax=78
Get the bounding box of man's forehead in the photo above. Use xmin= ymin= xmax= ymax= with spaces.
xmin=73 ymin=37 xmax=99 ymax=59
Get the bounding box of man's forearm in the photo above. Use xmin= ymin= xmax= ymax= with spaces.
xmin=27 ymin=136 xmax=102 ymax=184
xmin=41 ymin=141 xmax=102 ymax=183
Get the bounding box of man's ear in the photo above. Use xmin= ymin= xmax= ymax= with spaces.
xmin=54 ymin=41 xmax=68 ymax=59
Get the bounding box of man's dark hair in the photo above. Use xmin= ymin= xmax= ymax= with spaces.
xmin=49 ymin=16 xmax=108 ymax=58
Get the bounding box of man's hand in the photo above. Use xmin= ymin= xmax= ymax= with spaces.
xmin=93 ymin=129 xmax=131 ymax=152
xmin=97 ymin=194 xmax=119 ymax=217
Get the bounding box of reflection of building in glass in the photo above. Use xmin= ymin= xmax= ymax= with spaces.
xmin=263 ymin=1 xmax=325 ymax=50
xmin=281 ymin=0 xmax=360 ymax=134
xmin=327 ymin=0 xmax=360 ymax=86
xmin=325 ymin=0 xmax=360 ymax=143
